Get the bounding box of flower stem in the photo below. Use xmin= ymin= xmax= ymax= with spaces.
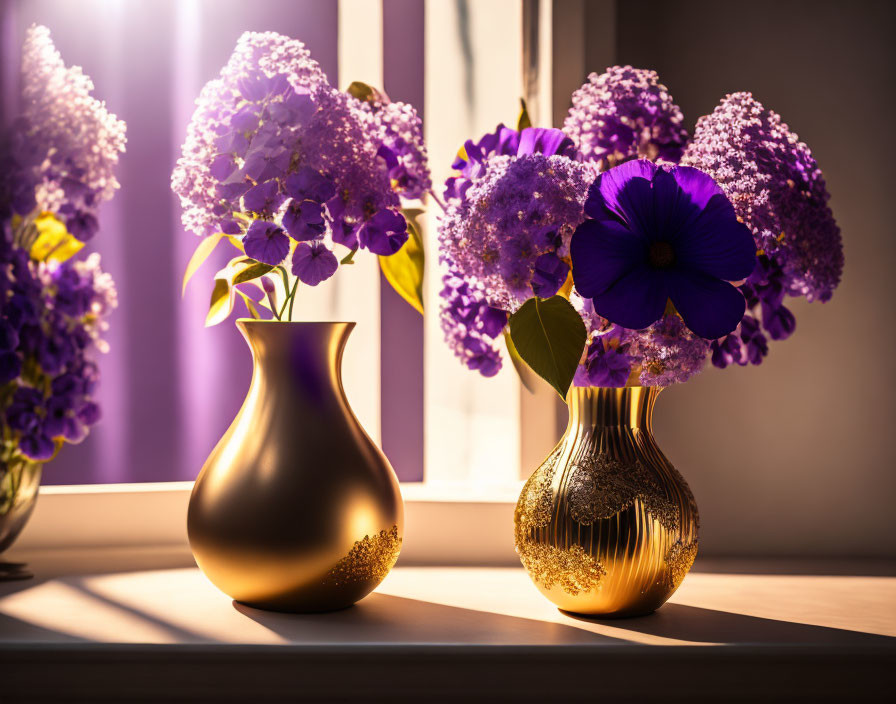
xmin=428 ymin=188 xmax=447 ymax=213
xmin=287 ymin=278 xmax=299 ymax=321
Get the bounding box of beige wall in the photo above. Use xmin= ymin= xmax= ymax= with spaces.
xmin=586 ymin=0 xmax=896 ymax=557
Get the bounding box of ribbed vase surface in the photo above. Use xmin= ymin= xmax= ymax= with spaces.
xmin=515 ymin=386 xmax=698 ymax=617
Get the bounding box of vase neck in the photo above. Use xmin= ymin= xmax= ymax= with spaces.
xmin=565 ymin=386 xmax=660 ymax=433
xmin=237 ymin=321 xmax=354 ymax=403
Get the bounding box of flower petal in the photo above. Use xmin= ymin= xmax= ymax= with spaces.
xmin=674 ymin=194 xmax=757 ymax=281
xmin=672 ymin=165 xmax=725 ymax=211
xmin=590 ymin=265 xmax=668 ymax=331
xmin=666 ymin=269 xmax=747 ymax=340
xmin=571 ymin=219 xmax=646 ymax=298
xmin=597 ymin=159 xmax=657 ymax=221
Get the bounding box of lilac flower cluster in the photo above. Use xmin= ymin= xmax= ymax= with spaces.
xmin=1 ymin=226 xmax=117 ymax=461
xmin=564 ymin=66 xmax=688 ymax=168
xmin=440 ymin=152 xmax=593 ymax=311
xmin=172 ymin=32 xmax=424 ymax=293
xmin=681 ymin=92 xmax=844 ymax=369
xmin=436 ymin=125 xmax=587 ymax=375
xmin=1 ymin=26 xmax=120 ymax=464
xmin=438 ymin=67 xmax=842 ymax=389
xmin=7 ymin=25 xmax=126 ymax=240
xmin=358 ymin=96 xmax=432 ymax=200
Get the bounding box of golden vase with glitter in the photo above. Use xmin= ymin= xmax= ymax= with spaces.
xmin=515 ymin=386 xmax=698 ymax=617
xmin=188 ymin=320 xmax=403 ymax=612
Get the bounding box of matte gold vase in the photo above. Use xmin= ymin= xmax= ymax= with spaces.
xmin=188 ymin=320 xmax=403 ymax=612
xmin=515 ymin=386 xmax=698 ymax=617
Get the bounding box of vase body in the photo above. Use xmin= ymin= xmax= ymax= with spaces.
xmin=514 ymin=386 xmax=698 ymax=617
xmin=0 ymin=460 xmax=42 ymax=554
xmin=188 ymin=320 xmax=403 ymax=612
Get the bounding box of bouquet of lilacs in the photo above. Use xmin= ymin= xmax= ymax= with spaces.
xmin=438 ymin=66 xmax=843 ymax=397
xmin=0 ymin=26 xmax=123 ymax=466
xmin=172 ymin=32 xmax=429 ymax=324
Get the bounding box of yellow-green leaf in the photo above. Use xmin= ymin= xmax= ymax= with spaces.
xmin=509 ymin=296 xmax=586 ymax=399
xmin=205 ymin=278 xmax=232 ymax=327
xmin=29 ymin=212 xmax=84 ymax=263
xmin=182 ymin=232 xmax=223 ymax=296
xmin=517 ymin=98 xmax=532 ymax=131
xmin=379 ymin=210 xmax=425 ymax=315
xmin=235 ymin=289 xmax=261 ymax=319
xmin=232 ymin=261 xmax=274 ymax=285
xmin=226 ymin=235 xmax=245 ymax=253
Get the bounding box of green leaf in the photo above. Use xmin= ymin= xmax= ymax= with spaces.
xmin=517 ymin=98 xmax=532 ymax=131
xmin=379 ymin=209 xmax=425 ymax=315
xmin=232 ymin=260 xmax=274 ymax=285
xmin=503 ymin=329 xmax=539 ymax=394
xmin=340 ymin=247 xmax=358 ymax=265
xmin=183 ymin=232 xmax=223 ymax=296
xmin=346 ymin=80 xmax=381 ymax=103
xmin=205 ymin=278 xmax=232 ymax=327
xmin=508 ymin=296 xmax=586 ymax=399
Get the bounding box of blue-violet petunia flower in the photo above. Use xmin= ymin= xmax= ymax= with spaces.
xmin=570 ymin=160 xmax=756 ymax=340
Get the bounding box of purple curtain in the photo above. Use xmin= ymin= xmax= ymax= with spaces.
xmin=2 ymin=0 xmax=424 ymax=485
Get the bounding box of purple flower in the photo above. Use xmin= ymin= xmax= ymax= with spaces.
xmin=282 ymin=199 xmax=326 ymax=241
xmin=243 ymin=220 xmax=289 ymax=266
xmin=242 ymin=179 xmax=284 ymax=215
xmin=291 ymin=241 xmax=338 ymax=286
xmin=284 ymin=166 xmax=337 ymax=203
xmin=682 ymin=92 xmax=842 ymax=304
xmin=531 ymin=253 xmax=570 ymax=298
xmin=0 ymin=352 xmax=22 ymax=385
xmin=577 ymin=338 xmax=632 ymax=388
xmin=571 ymin=160 xmax=756 ymax=339
xmin=445 ymin=125 xmax=575 ymax=204
xmin=358 ymin=209 xmax=408 ymax=256
xmin=564 ymin=66 xmax=687 ymax=166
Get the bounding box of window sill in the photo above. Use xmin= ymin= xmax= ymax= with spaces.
xmin=18 ymin=481 xmax=525 ymax=565
xmin=0 ymin=549 xmax=892 ymax=702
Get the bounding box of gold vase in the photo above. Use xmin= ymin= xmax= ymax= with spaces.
xmin=0 ymin=459 xmax=42 ymax=553
xmin=188 ymin=320 xmax=403 ymax=612
xmin=514 ymin=386 xmax=698 ymax=617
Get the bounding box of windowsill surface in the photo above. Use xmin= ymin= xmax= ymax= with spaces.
xmin=1 ymin=547 xmax=893 ymax=701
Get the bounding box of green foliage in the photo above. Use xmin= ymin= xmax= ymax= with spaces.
xmin=508 ymin=296 xmax=586 ymax=399
xmin=517 ymin=98 xmax=532 ymax=131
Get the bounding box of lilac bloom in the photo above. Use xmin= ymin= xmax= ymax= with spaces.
xmin=243 ymin=220 xmax=289 ymax=265
xmin=291 ymin=241 xmax=338 ymax=286
xmin=479 ymin=306 xmax=508 ymax=338
xmin=358 ymin=209 xmax=408 ymax=256
xmin=531 ymin=252 xmax=570 ymax=298
xmin=282 ymin=199 xmax=326 ymax=241
xmin=445 ymin=125 xmax=574 ymax=202
xmin=19 ymin=431 xmax=55 ymax=461
xmin=579 ymin=339 xmax=632 ymax=388
xmin=571 ymin=160 xmax=756 ymax=340
xmin=285 ymin=166 xmax=337 ymax=203
xmin=242 ymin=180 xmax=284 ymax=215
xmin=0 ymin=351 xmax=21 ymax=385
